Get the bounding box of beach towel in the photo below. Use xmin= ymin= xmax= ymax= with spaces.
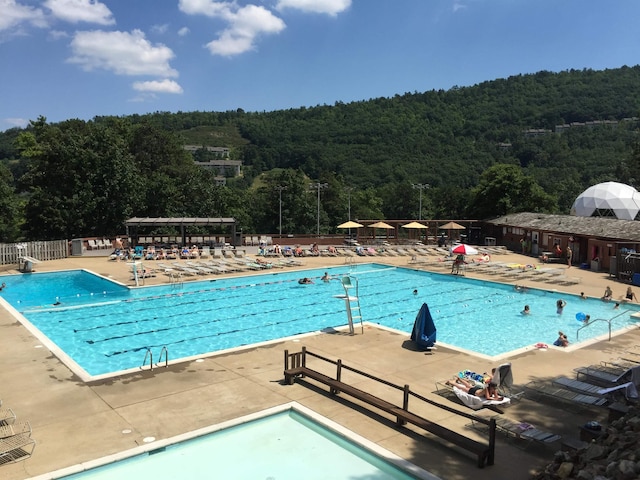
xmin=597 ymin=381 xmax=639 ymax=401
xmin=452 ymin=387 xmax=511 ymax=410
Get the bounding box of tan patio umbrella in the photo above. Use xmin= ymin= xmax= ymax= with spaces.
xmin=368 ymin=221 xmax=394 ymax=229
xmin=438 ymin=221 xmax=465 ymax=230
xmin=337 ymin=221 xmax=364 ymax=229
xmin=368 ymin=221 xmax=394 ymax=242
xmin=402 ymin=221 xmax=428 ymax=229
xmin=402 ymin=221 xmax=428 ymax=242
xmin=439 ymin=221 xmax=466 ymax=243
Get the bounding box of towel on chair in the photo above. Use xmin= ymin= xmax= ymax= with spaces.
xmin=597 ymin=381 xmax=639 ymax=400
xmin=452 ymin=387 xmax=511 ymax=410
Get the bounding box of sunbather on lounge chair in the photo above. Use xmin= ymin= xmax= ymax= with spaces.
xmin=446 ymin=377 xmax=504 ymax=401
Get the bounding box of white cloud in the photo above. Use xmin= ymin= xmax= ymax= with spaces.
xmin=452 ymin=2 xmax=467 ymax=12
xmin=0 ymin=0 xmax=47 ymax=32
xmin=132 ymin=79 xmax=183 ymax=94
xmin=179 ymin=1 xmax=286 ymax=56
xmin=2 ymin=117 xmax=29 ymax=128
xmin=178 ymin=26 xmax=190 ymax=36
xmin=48 ymin=29 xmax=69 ymax=40
xmin=44 ymin=0 xmax=115 ymax=25
xmin=275 ymin=0 xmax=351 ymax=16
xmin=68 ymin=30 xmax=178 ymax=77
xmin=151 ymin=24 xmax=169 ymax=35
xmin=178 ymin=0 xmax=231 ymax=18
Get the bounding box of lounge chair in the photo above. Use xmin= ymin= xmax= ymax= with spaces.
xmin=0 ymin=404 xmax=16 ymax=426
xmin=524 ymin=381 xmax=608 ymax=408
xmin=200 ymin=246 xmax=211 ymax=258
xmin=552 ymin=376 xmax=604 ymax=396
xmin=450 ymin=386 xmax=511 ymax=411
xmin=490 ymin=416 xmax=561 ymax=449
xmin=0 ymin=433 xmax=36 ymax=465
xmin=491 ymin=362 xmax=524 ymax=399
xmin=87 ymin=239 xmax=98 ymax=250
xmin=0 ymin=421 xmax=31 ymax=439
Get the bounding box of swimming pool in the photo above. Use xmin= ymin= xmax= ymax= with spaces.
xmin=2 ymin=264 xmax=638 ymax=378
xmin=30 ymin=403 xmax=436 ymax=480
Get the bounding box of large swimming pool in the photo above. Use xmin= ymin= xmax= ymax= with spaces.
xmin=1 ymin=264 xmax=638 ymax=378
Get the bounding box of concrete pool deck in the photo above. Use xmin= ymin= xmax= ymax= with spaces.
xmin=1 ymin=250 xmax=639 ymax=479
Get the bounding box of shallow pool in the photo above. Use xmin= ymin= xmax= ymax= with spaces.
xmin=35 ymin=405 xmax=434 ymax=480
xmin=2 ymin=264 xmax=638 ymax=377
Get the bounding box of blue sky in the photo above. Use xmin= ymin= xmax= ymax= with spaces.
xmin=1 ymin=0 xmax=639 ymax=130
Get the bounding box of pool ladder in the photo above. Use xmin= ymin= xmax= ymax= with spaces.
xmin=140 ymin=346 xmax=169 ymax=371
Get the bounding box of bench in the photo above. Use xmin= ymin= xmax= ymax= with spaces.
xmin=284 ymin=350 xmax=495 ymax=468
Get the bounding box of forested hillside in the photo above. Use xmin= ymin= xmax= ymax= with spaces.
xmin=1 ymin=66 xmax=640 ymax=241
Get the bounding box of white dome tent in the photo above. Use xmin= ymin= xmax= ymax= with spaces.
xmin=571 ymin=182 xmax=640 ymax=221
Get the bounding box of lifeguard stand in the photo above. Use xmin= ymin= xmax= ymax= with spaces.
xmin=333 ymin=276 xmax=363 ymax=335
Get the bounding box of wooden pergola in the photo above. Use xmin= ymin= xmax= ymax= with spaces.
xmin=124 ymin=217 xmax=238 ymax=247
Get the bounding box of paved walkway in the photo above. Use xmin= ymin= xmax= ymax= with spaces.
xmin=1 ymin=250 xmax=639 ymax=480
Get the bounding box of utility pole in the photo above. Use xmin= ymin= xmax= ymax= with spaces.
xmin=310 ymin=183 xmax=328 ymax=236
xmin=412 ymin=183 xmax=430 ymax=220
xmin=275 ymin=185 xmax=287 ymax=237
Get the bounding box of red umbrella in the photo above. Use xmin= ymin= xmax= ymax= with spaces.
xmin=451 ymin=244 xmax=478 ymax=255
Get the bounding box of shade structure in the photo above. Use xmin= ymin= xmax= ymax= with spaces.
xmin=439 ymin=221 xmax=465 ymax=230
xmin=368 ymin=221 xmax=394 ymax=229
xmin=451 ymin=244 xmax=479 ymax=255
xmin=402 ymin=221 xmax=428 ymax=229
xmin=337 ymin=221 xmax=364 ymax=229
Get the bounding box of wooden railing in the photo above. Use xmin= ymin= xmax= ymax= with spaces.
xmin=284 ymin=347 xmax=496 ymax=468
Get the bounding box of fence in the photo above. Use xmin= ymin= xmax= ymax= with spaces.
xmin=0 ymin=240 xmax=68 ymax=266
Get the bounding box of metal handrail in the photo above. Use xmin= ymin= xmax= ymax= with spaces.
xmin=156 ymin=346 xmax=169 ymax=368
xmin=576 ymin=310 xmax=630 ymax=341
xmin=141 ymin=348 xmax=153 ymax=370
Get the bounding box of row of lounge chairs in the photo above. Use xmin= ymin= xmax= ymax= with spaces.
xmin=87 ymin=238 xmax=112 ymax=250
xmin=0 ymin=401 xmax=35 ymax=466
xmin=464 ymin=262 xmax=581 ymax=285
xmin=153 ymin=257 xmax=304 ymax=278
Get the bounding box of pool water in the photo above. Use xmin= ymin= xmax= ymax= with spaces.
xmin=2 ymin=265 xmax=638 ymax=377
xmin=41 ymin=406 xmax=432 ymax=480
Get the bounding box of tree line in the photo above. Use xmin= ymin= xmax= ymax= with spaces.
xmin=1 ymin=66 xmax=640 ymax=241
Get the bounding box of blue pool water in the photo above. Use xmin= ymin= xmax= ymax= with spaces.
xmin=55 ymin=408 xmax=428 ymax=480
xmin=1 ymin=264 xmax=638 ymax=377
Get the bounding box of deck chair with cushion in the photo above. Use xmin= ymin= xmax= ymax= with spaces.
xmin=0 ymin=433 xmax=35 ymax=465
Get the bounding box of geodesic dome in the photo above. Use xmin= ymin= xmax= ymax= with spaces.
xmin=571 ymin=182 xmax=640 ymax=221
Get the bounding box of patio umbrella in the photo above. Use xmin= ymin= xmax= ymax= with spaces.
xmin=368 ymin=221 xmax=394 ymax=242
xmin=337 ymin=221 xmax=364 ymax=229
xmin=368 ymin=221 xmax=394 ymax=229
xmin=439 ymin=221 xmax=465 ymax=230
xmin=402 ymin=221 xmax=428 ymax=229
xmin=451 ymin=244 xmax=479 ymax=255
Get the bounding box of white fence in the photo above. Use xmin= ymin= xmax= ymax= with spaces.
xmin=0 ymin=240 xmax=68 ymax=265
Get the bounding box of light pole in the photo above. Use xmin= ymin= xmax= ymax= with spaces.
xmin=345 ymin=187 xmax=355 ymax=220
xmin=344 ymin=186 xmax=355 ymax=239
xmin=275 ymin=185 xmax=287 ymax=237
xmin=412 ymin=183 xmax=430 ymax=220
xmin=310 ymin=182 xmax=328 ymax=236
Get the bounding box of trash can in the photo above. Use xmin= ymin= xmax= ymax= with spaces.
xmin=633 ymin=273 xmax=640 ymax=287
xmin=590 ymin=260 xmax=600 ymax=272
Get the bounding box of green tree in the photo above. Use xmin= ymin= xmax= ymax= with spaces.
xmin=469 ymin=164 xmax=556 ymax=219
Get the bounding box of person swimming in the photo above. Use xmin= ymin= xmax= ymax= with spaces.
xmin=556 ymin=299 xmax=566 ymax=314
xmin=298 ymin=277 xmax=314 ymax=285
xmin=413 ymin=289 xmax=418 ymax=295
xmin=321 ymin=272 xmax=331 ymax=282
xmin=522 ymin=305 xmax=530 ymax=315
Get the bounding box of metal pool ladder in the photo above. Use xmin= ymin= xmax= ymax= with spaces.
xmin=140 ymin=346 xmax=169 ymax=370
